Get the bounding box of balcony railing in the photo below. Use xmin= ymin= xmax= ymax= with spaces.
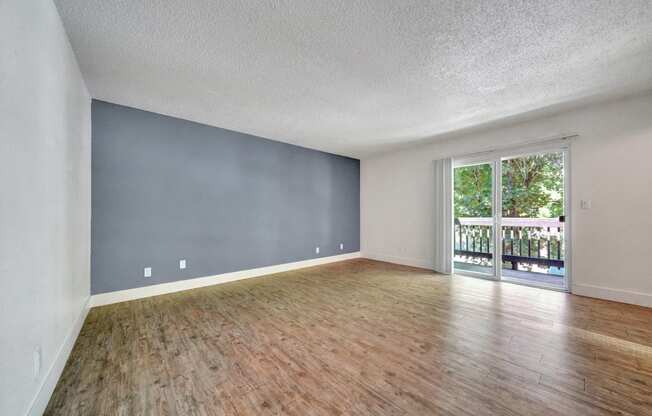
xmin=454 ymin=217 xmax=564 ymax=272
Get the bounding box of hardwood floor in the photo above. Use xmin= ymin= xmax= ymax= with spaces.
xmin=45 ymin=259 xmax=652 ymax=415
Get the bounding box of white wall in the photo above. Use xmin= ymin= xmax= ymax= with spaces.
xmin=0 ymin=1 xmax=91 ymax=415
xmin=362 ymin=92 xmax=652 ymax=307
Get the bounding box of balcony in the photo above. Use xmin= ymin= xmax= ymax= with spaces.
xmin=454 ymin=217 xmax=565 ymax=289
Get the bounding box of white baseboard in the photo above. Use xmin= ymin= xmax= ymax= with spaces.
xmin=90 ymin=252 xmax=361 ymax=307
xmin=363 ymin=253 xmax=652 ymax=308
xmin=361 ymin=252 xmax=433 ymax=270
xmin=572 ymin=283 xmax=652 ymax=308
xmin=27 ymin=297 xmax=90 ymax=416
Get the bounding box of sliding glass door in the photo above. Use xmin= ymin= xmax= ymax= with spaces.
xmin=453 ymin=145 xmax=569 ymax=291
xmin=500 ymin=151 xmax=566 ymax=289
xmin=453 ymin=162 xmax=496 ymax=279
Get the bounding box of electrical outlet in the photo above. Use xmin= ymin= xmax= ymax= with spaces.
xmin=315 ymin=246 xmax=320 ymax=254
xmin=581 ymin=199 xmax=592 ymax=210
xmin=179 ymin=259 xmax=186 ymax=269
xmin=339 ymin=243 xmax=344 ymax=250
xmin=144 ymin=267 xmax=152 ymax=278
xmin=33 ymin=346 xmax=41 ymax=379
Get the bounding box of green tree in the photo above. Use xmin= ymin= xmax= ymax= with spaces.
xmin=454 ymin=153 xmax=563 ymax=219
xmin=502 ymin=153 xmax=563 ymax=218
xmin=454 ymin=164 xmax=492 ymax=218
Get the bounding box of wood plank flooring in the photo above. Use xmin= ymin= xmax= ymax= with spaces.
xmin=45 ymin=259 xmax=652 ymax=415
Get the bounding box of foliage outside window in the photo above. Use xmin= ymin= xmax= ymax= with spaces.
xmin=453 ymin=153 xmax=563 ymax=219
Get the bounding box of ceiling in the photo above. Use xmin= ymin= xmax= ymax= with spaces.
xmin=54 ymin=0 xmax=652 ymax=158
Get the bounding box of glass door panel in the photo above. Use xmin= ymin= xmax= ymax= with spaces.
xmin=500 ymin=151 xmax=566 ymax=289
xmin=453 ymin=162 xmax=495 ymax=277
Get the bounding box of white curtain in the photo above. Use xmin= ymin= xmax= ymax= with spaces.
xmin=433 ymin=158 xmax=453 ymax=274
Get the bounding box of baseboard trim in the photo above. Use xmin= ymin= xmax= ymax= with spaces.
xmin=90 ymin=252 xmax=362 ymax=307
xmin=572 ymin=283 xmax=652 ymax=308
xmin=362 ymin=252 xmax=433 ymax=270
xmin=363 ymin=253 xmax=652 ymax=308
xmin=27 ymin=297 xmax=90 ymax=416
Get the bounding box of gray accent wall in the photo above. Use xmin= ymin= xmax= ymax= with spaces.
xmin=91 ymin=100 xmax=360 ymax=294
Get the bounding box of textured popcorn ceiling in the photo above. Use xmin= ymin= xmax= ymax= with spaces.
xmin=54 ymin=0 xmax=652 ymax=157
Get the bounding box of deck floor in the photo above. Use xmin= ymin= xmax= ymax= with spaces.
xmin=46 ymin=259 xmax=652 ymax=415
xmin=455 ymin=261 xmax=565 ymax=288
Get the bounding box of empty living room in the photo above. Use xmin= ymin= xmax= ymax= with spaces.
xmin=3 ymin=0 xmax=652 ymax=415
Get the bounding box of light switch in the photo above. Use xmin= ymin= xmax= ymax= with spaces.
xmin=340 ymin=243 xmax=344 ymax=250
xmin=580 ymin=200 xmax=592 ymax=210
xmin=315 ymin=246 xmax=320 ymax=254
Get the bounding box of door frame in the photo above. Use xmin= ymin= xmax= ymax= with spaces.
xmin=450 ymin=159 xmax=499 ymax=281
xmin=452 ymin=140 xmax=572 ymax=292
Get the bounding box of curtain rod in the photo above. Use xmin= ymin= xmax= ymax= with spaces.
xmin=450 ymin=133 xmax=578 ymax=161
